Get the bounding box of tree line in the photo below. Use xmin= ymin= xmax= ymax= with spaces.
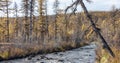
xmin=0 ymin=0 xmax=77 ymax=44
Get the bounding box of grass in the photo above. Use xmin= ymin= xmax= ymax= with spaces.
xmin=96 ymin=43 xmax=120 ymax=63
xmin=0 ymin=41 xmax=89 ymax=61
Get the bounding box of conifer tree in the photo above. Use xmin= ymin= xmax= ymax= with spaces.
xmin=0 ymin=0 xmax=11 ymax=42
xmin=53 ymin=0 xmax=59 ymax=43
xmin=14 ymin=2 xmax=19 ymax=37
xmin=29 ymin=0 xmax=35 ymax=42
xmin=38 ymin=0 xmax=46 ymax=43
xmin=21 ymin=0 xmax=29 ymax=42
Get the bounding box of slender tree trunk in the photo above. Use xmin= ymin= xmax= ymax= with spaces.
xmin=75 ymin=13 xmax=82 ymax=43
xmin=24 ymin=0 xmax=29 ymax=42
xmin=39 ymin=0 xmax=45 ymax=43
xmin=55 ymin=12 xmax=57 ymax=43
xmin=6 ymin=0 xmax=9 ymax=42
xmin=45 ymin=0 xmax=49 ymax=42
xmin=79 ymin=0 xmax=115 ymax=57
xmin=54 ymin=0 xmax=59 ymax=43
xmin=65 ymin=15 xmax=68 ymax=42
xmin=29 ymin=0 xmax=34 ymax=43
xmin=14 ymin=2 xmax=18 ymax=37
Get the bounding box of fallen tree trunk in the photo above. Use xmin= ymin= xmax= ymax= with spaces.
xmin=79 ymin=0 xmax=115 ymax=57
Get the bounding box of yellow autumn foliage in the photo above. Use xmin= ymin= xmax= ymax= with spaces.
xmin=0 ymin=51 xmax=9 ymax=59
xmin=86 ymin=28 xmax=93 ymax=39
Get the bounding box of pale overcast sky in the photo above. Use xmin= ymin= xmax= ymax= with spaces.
xmin=4 ymin=0 xmax=120 ymax=16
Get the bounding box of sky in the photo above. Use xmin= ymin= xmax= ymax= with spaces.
xmin=51 ymin=0 xmax=120 ymax=11
xmin=1 ymin=0 xmax=120 ymax=16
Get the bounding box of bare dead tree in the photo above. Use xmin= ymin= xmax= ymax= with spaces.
xmin=65 ymin=0 xmax=115 ymax=57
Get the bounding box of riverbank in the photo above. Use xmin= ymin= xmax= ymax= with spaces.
xmin=0 ymin=43 xmax=97 ymax=63
xmin=0 ymin=41 xmax=89 ymax=61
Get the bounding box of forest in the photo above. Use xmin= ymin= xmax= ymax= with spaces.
xmin=0 ymin=0 xmax=120 ymax=63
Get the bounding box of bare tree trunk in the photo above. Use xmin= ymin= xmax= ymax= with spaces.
xmin=79 ymin=0 xmax=115 ymax=57
xmin=29 ymin=0 xmax=34 ymax=43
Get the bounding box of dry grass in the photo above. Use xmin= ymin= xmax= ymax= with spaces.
xmin=0 ymin=41 xmax=89 ymax=60
xmin=96 ymin=46 xmax=120 ymax=63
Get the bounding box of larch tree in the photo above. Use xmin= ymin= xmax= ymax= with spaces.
xmin=45 ymin=0 xmax=49 ymax=43
xmin=21 ymin=0 xmax=30 ymax=42
xmin=14 ymin=2 xmax=19 ymax=37
xmin=0 ymin=0 xmax=11 ymax=42
xmin=38 ymin=0 xmax=46 ymax=43
xmin=6 ymin=0 xmax=10 ymax=42
xmin=53 ymin=0 xmax=59 ymax=43
xmin=110 ymin=5 xmax=118 ymax=35
xmin=75 ymin=13 xmax=82 ymax=44
xmin=29 ymin=0 xmax=35 ymax=43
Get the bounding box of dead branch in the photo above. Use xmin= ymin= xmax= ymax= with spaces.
xmin=65 ymin=0 xmax=115 ymax=57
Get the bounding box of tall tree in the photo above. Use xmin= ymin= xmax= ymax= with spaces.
xmin=75 ymin=13 xmax=82 ymax=43
xmin=6 ymin=0 xmax=9 ymax=42
xmin=38 ymin=0 xmax=46 ymax=43
xmin=14 ymin=2 xmax=19 ymax=37
xmin=21 ymin=0 xmax=29 ymax=42
xmin=53 ymin=0 xmax=59 ymax=43
xmin=0 ymin=0 xmax=11 ymax=42
xmin=29 ymin=0 xmax=35 ymax=43
xmin=45 ymin=0 xmax=49 ymax=42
